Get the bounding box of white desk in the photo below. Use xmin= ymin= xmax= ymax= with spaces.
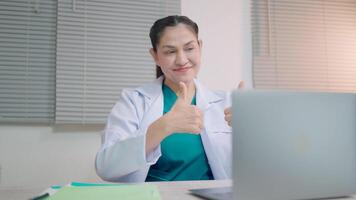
xmin=1 ymin=180 xmax=355 ymax=200
xmin=152 ymin=180 xmax=231 ymax=200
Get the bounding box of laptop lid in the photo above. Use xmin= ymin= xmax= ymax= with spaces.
xmin=232 ymin=90 xmax=356 ymax=200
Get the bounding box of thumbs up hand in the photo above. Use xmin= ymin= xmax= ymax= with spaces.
xmin=145 ymin=82 xmax=203 ymax=153
xmin=224 ymin=81 xmax=245 ymax=127
xmin=175 ymin=81 xmax=191 ymax=105
xmin=165 ymin=82 xmax=204 ymax=134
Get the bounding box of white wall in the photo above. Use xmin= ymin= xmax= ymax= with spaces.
xmin=0 ymin=0 xmax=252 ymax=189
xmin=0 ymin=126 xmax=101 ymax=189
xmin=182 ymin=0 xmax=252 ymax=91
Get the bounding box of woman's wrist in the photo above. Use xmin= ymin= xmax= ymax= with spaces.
xmin=156 ymin=114 xmax=173 ymax=137
xmin=145 ymin=115 xmax=172 ymax=154
xmin=147 ymin=115 xmax=172 ymax=141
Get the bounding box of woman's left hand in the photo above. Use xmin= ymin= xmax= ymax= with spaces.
xmin=224 ymin=80 xmax=245 ymax=127
xmin=224 ymin=107 xmax=232 ymax=127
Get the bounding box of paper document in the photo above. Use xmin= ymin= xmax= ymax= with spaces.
xmin=46 ymin=184 xmax=161 ymax=200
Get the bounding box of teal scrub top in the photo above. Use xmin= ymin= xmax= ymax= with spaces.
xmin=146 ymin=84 xmax=214 ymax=181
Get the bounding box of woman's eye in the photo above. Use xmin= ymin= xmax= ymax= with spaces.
xmin=165 ymin=50 xmax=175 ymax=54
xmin=186 ymin=47 xmax=194 ymax=51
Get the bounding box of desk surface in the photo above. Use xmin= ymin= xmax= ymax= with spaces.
xmin=1 ymin=180 xmax=355 ymax=200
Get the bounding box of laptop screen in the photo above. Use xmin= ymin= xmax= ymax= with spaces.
xmin=232 ymin=91 xmax=356 ymax=200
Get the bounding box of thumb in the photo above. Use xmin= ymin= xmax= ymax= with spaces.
xmin=176 ymin=82 xmax=190 ymax=104
xmin=237 ymin=80 xmax=245 ymax=90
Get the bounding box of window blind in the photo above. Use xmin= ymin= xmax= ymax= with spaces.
xmin=251 ymin=0 xmax=356 ymax=92
xmin=55 ymin=0 xmax=180 ymax=124
xmin=0 ymin=0 xmax=57 ymax=123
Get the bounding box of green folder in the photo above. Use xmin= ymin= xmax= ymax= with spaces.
xmin=46 ymin=184 xmax=161 ymax=200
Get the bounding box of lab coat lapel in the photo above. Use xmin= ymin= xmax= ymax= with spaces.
xmin=135 ymin=77 xmax=164 ymax=129
xmin=194 ymin=79 xmax=223 ymax=111
xmin=194 ymin=79 xmax=229 ymax=179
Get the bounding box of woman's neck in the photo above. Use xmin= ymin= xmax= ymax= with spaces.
xmin=164 ymin=78 xmax=196 ymax=101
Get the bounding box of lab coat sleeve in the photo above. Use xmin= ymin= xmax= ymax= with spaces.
xmin=95 ymin=89 xmax=161 ymax=182
xmin=225 ymin=91 xmax=232 ymax=108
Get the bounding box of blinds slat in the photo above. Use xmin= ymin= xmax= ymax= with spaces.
xmin=252 ymin=0 xmax=356 ymax=92
xmin=0 ymin=0 xmax=56 ymax=123
xmin=55 ymin=0 xmax=180 ymax=124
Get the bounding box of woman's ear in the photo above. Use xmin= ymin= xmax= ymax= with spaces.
xmin=149 ymin=48 xmax=159 ymax=64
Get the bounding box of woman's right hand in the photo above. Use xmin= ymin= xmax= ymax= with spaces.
xmin=145 ymin=82 xmax=203 ymax=154
xmin=164 ymin=82 xmax=203 ymax=134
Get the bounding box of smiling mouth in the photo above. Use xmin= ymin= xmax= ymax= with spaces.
xmin=173 ymin=66 xmax=192 ymax=72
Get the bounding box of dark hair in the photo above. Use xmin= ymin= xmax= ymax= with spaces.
xmin=149 ymin=15 xmax=199 ymax=78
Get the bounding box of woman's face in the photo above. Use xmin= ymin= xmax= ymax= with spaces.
xmin=150 ymin=24 xmax=202 ymax=85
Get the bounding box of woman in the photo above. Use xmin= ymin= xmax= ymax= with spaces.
xmin=95 ymin=15 xmax=232 ymax=182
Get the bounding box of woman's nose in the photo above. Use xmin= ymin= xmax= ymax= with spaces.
xmin=175 ymin=51 xmax=188 ymax=66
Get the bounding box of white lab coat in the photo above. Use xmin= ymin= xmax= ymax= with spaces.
xmin=95 ymin=76 xmax=232 ymax=182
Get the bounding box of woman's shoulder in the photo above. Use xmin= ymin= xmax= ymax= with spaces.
xmin=195 ymin=79 xmax=230 ymax=102
xmin=210 ymin=89 xmax=230 ymax=98
xmin=209 ymin=90 xmax=231 ymax=108
xmin=120 ymin=77 xmax=163 ymax=100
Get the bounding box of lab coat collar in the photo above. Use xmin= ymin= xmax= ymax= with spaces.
xmin=194 ymin=79 xmax=224 ymax=111
xmin=134 ymin=76 xmax=164 ymax=101
xmin=135 ymin=76 xmax=224 ymax=110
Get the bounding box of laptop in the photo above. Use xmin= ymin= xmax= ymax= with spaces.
xmin=190 ymin=90 xmax=356 ymax=200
